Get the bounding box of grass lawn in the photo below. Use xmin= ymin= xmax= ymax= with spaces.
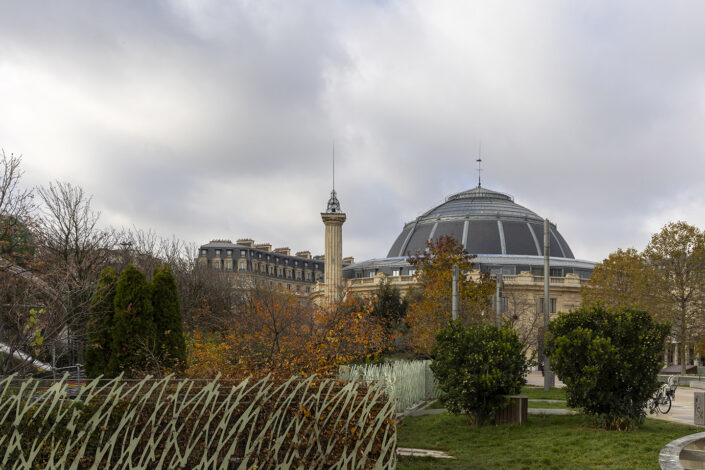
xmin=425 ymin=398 xmax=573 ymax=410
xmin=397 ymin=413 xmax=698 ymax=469
xmin=520 ymin=386 xmax=567 ymax=400
xmin=527 ymin=400 xmax=573 ymax=410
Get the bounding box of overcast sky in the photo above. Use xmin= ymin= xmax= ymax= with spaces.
xmin=2 ymin=1 xmax=705 ymax=264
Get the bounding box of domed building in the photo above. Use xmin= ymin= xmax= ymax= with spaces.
xmin=342 ymin=185 xmax=596 ymax=338
xmin=345 ymin=185 xmax=594 ymax=280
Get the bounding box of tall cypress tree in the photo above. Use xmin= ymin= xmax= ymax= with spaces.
xmin=107 ymin=264 xmax=155 ymax=377
xmin=151 ymin=264 xmax=187 ymax=371
xmin=85 ymin=266 xmax=117 ymax=378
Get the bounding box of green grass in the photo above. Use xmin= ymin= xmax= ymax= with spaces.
xmin=425 ymin=397 xmax=572 ymax=411
xmin=397 ymin=413 xmax=698 ymax=470
xmin=520 ymin=385 xmax=567 ymax=400
xmin=527 ymin=400 xmax=573 ymax=410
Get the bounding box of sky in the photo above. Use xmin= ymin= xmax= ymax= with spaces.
xmin=1 ymin=0 xmax=705 ymax=264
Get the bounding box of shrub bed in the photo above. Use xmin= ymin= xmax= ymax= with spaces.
xmin=0 ymin=374 xmax=396 ymax=469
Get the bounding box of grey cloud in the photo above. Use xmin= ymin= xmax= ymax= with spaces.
xmin=2 ymin=1 xmax=705 ymax=263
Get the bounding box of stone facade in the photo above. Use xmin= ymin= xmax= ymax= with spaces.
xmin=197 ymin=239 xmax=324 ymax=295
xmin=321 ymin=212 xmax=346 ymax=304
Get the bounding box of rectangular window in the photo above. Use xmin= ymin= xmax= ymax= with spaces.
xmin=239 ymin=261 xmax=246 ymax=270
xmin=550 ymin=268 xmax=563 ymax=277
xmin=213 ymin=260 xmax=220 ymax=269
xmin=226 ymin=249 xmax=232 ymax=257
xmin=369 ymin=271 xmax=375 ymax=278
xmin=408 ymin=269 xmax=416 ymax=276
xmin=241 ymin=250 xmax=246 ymax=256
xmin=392 ymin=269 xmax=400 ymax=277
xmin=225 ymin=261 xmax=232 ymax=271
xmin=287 ymin=284 xmax=291 ymax=290
xmin=539 ymin=298 xmax=557 ymax=314
xmin=306 ymin=286 xmax=310 ymax=293
xmin=215 ymin=249 xmax=221 ymax=256
xmin=201 ymin=249 xmax=207 ymax=256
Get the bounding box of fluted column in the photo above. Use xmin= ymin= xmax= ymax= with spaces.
xmin=321 ymin=212 xmax=346 ymax=305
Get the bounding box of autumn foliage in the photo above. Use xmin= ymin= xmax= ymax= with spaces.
xmin=187 ymin=288 xmax=386 ymax=379
xmin=404 ymin=236 xmax=494 ymax=356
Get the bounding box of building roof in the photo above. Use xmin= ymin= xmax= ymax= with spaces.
xmin=386 ymin=185 xmax=575 ymax=259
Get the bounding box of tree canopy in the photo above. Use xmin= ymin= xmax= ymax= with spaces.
xmin=583 ymin=221 xmax=705 ymax=374
xmin=404 ymin=236 xmax=494 ymax=356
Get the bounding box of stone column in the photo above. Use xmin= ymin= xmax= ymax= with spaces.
xmin=664 ymin=347 xmax=669 ymax=367
xmin=321 ymin=212 xmax=346 ymax=305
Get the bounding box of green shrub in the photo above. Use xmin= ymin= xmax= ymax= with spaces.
xmin=151 ymin=264 xmax=187 ymax=371
xmin=545 ymin=305 xmax=669 ymax=430
xmin=85 ymin=266 xmax=117 ymax=378
xmin=0 ymin=375 xmax=396 ymax=469
xmin=107 ymin=265 xmax=155 ymax=376
xmin=430 ymin=320 xmax=530 ymax=425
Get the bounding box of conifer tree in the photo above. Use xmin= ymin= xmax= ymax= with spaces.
xmin=151 ymin=264 xmax=187 ymax=371
xmin=85 ymin=266 xmax=117 ymax=378
xmin=108 ymin=264 xmax=155 ymax=376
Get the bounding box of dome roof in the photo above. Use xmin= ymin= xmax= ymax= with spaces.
xmin=387 ymin=186 xmax=575 ymax=259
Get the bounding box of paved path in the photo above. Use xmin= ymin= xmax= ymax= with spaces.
xmin=649 ymin=386 xmax=700 ymax=427
xmin=525 ymin=371 xmax=565 ymax=388
xmin=525 ymin=372 xmax=703 ymax=427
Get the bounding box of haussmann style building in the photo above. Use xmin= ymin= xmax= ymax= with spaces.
xmin=200 ymin=183 xmax=597 ymax=344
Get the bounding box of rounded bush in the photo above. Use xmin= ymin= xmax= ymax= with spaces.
xmin=430 ymin=320 xmax=530 ymax=425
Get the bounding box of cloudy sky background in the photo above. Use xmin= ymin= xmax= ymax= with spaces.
xmin=2 ymin=0 xmax=705 ymax=263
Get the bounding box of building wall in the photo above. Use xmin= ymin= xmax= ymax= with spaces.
xmin=197 ymin=242 xmax=324 ymax=295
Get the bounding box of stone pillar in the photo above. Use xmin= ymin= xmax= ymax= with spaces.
xmin=664 ymin=347 xmax=670 ymax=367
xmin=321 ymin=212 xmax=346 ymax=305
xmin=695 ymin=392 xmax=705 ymax=426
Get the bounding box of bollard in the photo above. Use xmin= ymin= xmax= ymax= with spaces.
xmin=695 ymin=391 xmax=705 ymax=426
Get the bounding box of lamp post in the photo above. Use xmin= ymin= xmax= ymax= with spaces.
xmin=544 ymin=219 xmax=553 ymax=391
xmin=451 ymin=265 xmax=459 ymax=320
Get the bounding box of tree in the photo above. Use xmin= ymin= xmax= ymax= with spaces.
xmin=36 ymin=181 xmax=115 ymax=364
xmin=186 ymin=287 xmax=386 ymax=379
xmin=642 ymin=221 xmax=705 ymax=375
xmin=430 ymin=320 xmax=530 ymax=426
xmin=108 ymin=265 xmax=155 ymax=377
xmin=0 ymin=151 xmax=35 ymax=265
xmin=151 ymin=264 xmax=187 ymax=371
xmin=405 ymin=236 xmax=494 ymax=355
xmin=580 ymin=248 xmax=649 ymax=311
xmin=546 ymin=305 xmax=669 ymax=430
xmin=370 ymin=278 xmax=408 ymax=349
xmin=85 ymin=267 xmax=118 ymax=378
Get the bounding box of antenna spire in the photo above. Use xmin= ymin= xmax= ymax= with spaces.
xmin=476 ymin=143 xmax=483 ymax=187
xmin=332 ymin=143 xmax=335 ymax=191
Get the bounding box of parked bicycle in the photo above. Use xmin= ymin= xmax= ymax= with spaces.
xmin=647 ymin=376 xmax=678 ymax=414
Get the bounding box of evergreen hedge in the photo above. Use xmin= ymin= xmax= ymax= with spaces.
xmin=107 ymin=265 xmax=155 ymax=376
xmin=85 ymin=266 xmax=117 ymax=378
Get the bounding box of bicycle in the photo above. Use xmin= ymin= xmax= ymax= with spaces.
xmin=648 ymin=383 xmax=672 ymax=414
xmin=647 ymin=376 xmax=678 ymax=414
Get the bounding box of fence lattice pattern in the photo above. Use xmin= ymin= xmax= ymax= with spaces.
xmin=0 ymin=374 xmax=396 ymax=469
xmin=339 ymin=360 xmax=436 ymax=413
